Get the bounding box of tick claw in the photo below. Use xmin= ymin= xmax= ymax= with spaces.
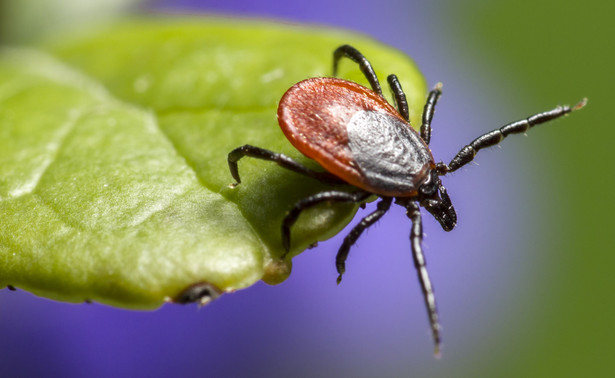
xmin=573 ymin=97 xmax=588 ymax=111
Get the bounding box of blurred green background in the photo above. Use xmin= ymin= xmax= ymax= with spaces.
xmin=0 ymin=0 xmax=613 ymax=376
xmin=467 ymin=1 xmax=614 ymax=375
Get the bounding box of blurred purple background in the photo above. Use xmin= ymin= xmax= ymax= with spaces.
xmin=0 ymin=1 xmax=544 ymax=376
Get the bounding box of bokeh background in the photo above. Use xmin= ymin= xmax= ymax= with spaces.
xmin=0 ymin=0 xmax=612 ymax=377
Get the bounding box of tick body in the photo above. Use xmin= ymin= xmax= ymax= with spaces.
xmin=227 ymin=44 xmax=586 ymax=355
xmin=278 ymin=78 xmax=434 ymax=197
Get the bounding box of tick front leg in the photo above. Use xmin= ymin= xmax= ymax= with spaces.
xmin=333 ymin=45 xmax=383 ymax=96
xmin=441 ymin=98 xmax=587 ymax=173
xmin=336 ymin=197 xmax=393 ymax=284
xmin=387 ymin=75 xmax=410 ymax=122
xmin=401 ymin=200 xmax=442 ymax=356
xmin=420 ymin=83 xmax=443 ymax=145
xmin=227 ymin=145 xmax=344 ymax=186
xmin=281 ymin=190 xmax=371 ymax=259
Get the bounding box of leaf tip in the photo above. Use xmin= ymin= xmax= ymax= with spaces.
xmin=261 ymin=258 xmax=292 ymax=285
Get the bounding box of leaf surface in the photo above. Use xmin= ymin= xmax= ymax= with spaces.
xmin=0 ymin=18 xmax=426 ymax=308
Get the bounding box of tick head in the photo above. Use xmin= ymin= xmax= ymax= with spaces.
xmin=419 ymin=171 xmax=457 ymax=232
xmin=418 ymin=170 xmax=439 ymax=198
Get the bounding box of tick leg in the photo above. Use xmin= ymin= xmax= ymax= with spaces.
xmin=281 ymin=190 xmax=371 ymax=258
xmin=420 ymin=83 xmax=443 ymax=145
xmin=228 ymin=145 xmax=344 ymax=186
xmin=441 ymin=98 xmax=587 ymax=173
xmin=401 ymin=199 xmax=442 ymax=356
xmin=336 ymin=197 xmax=392 ymax=284
xmin=387 ymin=75 xmax=410 ymax=122
xmin=333 ymin=45 xmax=383 ymax=96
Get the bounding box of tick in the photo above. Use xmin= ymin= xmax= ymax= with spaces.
xmin=227 ymin=44 xmax=586 ymax=355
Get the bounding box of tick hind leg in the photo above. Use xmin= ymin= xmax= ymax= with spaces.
xmin=228 ymin=145 xmax=344 ymax=186
xmin=281 ymin=190 xmax=371 ymax=259
xmin=440 ymin=98 xmax=587 ymax=174
xmin=399 ymin=199 xmax=442 ymax=356
xmin=335 ymin=197 xmax=393 ymax=284
xmin=333 ymin=45 xmax=383 ymax=95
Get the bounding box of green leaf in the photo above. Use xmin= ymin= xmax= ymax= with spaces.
xmin=0 ymin=18 xmax=426 ymax=308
